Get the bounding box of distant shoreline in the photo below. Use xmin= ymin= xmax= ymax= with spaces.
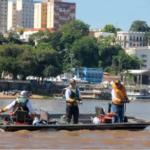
xmin=0 ymin=92 xmax=54 ymax=99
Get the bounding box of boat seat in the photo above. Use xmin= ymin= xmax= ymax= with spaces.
xmin=40 ymin=108 xmax=57 ymax=124
xmin=12 ymin=110 xmax=33 ymax=123
xmin=95 ymin=106 xmax=106 ymax=117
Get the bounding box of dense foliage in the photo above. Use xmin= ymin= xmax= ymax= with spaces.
xmin=0 ymin=19 xmax=141 ymax=79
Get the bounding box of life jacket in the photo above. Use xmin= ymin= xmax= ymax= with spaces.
xmin=111 ymin=83 xmax=127 ymax=105
xmin=13 ymin=98 xmax=29 ymax=115
xmin=98 ymin=113 xmax=116 ymax=123
xmin=67 ymin=87 xmax=80 ymax=106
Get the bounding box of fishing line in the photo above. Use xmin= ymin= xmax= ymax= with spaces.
xmin=80 ymin=104 xmax=92 ymax=119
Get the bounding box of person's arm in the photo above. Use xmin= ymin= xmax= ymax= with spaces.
xmin=26 ymin=101 xmax=36 ymax=118
xmin=0 ymin=100 xmax=16 ymax=113
xmin=65 ymin=89 xmax=76 ymax=103
xmin=122 ymin=85 xmax=128 ymax=100
xmin=77 ymin=89 xmax=82 ymax=104
xmin=78 ymin=89 xmax=82 ymax=101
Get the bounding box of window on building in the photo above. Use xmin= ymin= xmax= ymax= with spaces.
xmin=95 ymin=73 xmax=97 ymax=79
xmin=99 ymin=73 xmax=101 ymax=79
xmin=141 ymin=55 xmax=147 ymax=58
xmin=130 ymin=36 xmax=132 ymax=41
xmin=133 ymin=36 xmax=135 ymax=41
xmin=133 ymin=43 xmax=135 ymax=47
xmin=79 ymin=72 xmax=82 ymax=78
xmin=142 ymin=64 xmax=147 ymax=67
xmin=143 ymin=60 xmax=147 ymax=63
xmin=140 ymin=43 xmax=142 ymax=46
xmin=137 ymin=37 xmax=138 ymax=41
xmin=130 ymin=43 xmax=132 ymax=47
xmin=82 ymin=73 xmax=85 ymax=78
xmin=88 ymin=73 xmax=90 ymax=78
xmin=92 ymin=73 xmax=94 ymax=78
xmin=124 ymin=36 xmax=127 ymax=40
xmin=140 ymin=37 xmax=142 ymax=41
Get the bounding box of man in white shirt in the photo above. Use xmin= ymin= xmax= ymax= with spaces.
xmin=0 ymin=91 xmax=36 ymax=122
xmin=65 ymin=79 xmax=82 ymax=124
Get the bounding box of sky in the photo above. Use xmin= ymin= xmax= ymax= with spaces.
xmin=65 ymin=0 xmax=150 ymax=31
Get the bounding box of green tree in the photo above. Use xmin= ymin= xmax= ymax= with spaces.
xmin=63 ymin=36 xmax=99 ymax=71
xmin=112 ymin=50 xmax=140 ymax=75
xmin=34 ymin=44 xmax=62 ymax=78
xmin=0 ymin=44 xmax=36 ymax=79
xmin=29 ymin=30 xmax=44 ymax=45
xmin=130 ymin=20 xmax=150 ymax=32
xmin=0 ymin=32 xmax=6 ymax=45
xmin=102 ymin=24 xmax=116 ymax=33
xmin=38 ymin=31 xmax=63 ymax=51
xmin=18 ymin=27 xmax=24 ymax=37
xmin=60 ymin=19 xmax=90 ymax=50
xmin=7 ymin=32 xmax=23 ymax=44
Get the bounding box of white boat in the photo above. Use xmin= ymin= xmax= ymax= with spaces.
xmin=126 ymin=88 xmax=150 ymax=100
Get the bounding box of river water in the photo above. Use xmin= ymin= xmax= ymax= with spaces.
xmin=0 ymin=99 xmax=150 ymax=149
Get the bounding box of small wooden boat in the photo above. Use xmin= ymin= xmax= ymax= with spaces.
xmin=0 ymin=113 xmax=149 ymax=132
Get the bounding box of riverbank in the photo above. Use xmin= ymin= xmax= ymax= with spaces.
xmin=0 ymin=92 xmax=54 ymax=99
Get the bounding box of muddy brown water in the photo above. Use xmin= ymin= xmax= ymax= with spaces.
xmin=0 ymin=99 xmax=150 ymax=149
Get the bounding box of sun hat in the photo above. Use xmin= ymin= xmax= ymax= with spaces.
xmin=19 ymin=91 xmax=29 ymax=98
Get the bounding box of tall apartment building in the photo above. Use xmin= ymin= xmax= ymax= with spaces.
xmin=34 ymin=0 xmax=76 ymax=29
xmin=0 ymin=0 xmax=8 ymax=33
xmin=7 ymin=0 xmax=39 ymax=31
xmin=7 ymin=1 xmax=16 ymax=31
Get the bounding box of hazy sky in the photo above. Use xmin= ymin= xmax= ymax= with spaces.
xmin=65 ymin=0 xmax=150 ymax=31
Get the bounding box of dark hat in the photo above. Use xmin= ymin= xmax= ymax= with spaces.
xmin=115 ymin=80 xmax=121 ymax=84
xmin=70 ymin=79 xmax=76 ymax=85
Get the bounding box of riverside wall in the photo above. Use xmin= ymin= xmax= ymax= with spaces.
xmin=0 ymin=80 xmax=67 ymax=94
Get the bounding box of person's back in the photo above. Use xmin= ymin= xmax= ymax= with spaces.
xmin=0 ymin=91 xmax=36 ymax=123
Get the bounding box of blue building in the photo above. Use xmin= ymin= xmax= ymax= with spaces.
xmin=76 ymin=68 xmax=103 ymax=83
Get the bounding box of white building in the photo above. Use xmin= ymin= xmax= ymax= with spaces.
xmin=117 ymin=31 xmax=150 ymax=70
xmin=90 ymin=28 xmax=102 ymax=32
xmin=125 ymin=48 xmax=150 ymax=69
xmin=7 ymin=1 xmax=16 ymax=31
xmin=16 ymin=28 xmax=55 ymax=42
xmin=94 ymin=32 xmax=114 ymax=38
xmin=117 ymin=31 xmax=148 ymax=49
xmin=0 ymin=0 xmax=8 ymax=33
xmin=7 ymin=0 xmax=40 ymax=31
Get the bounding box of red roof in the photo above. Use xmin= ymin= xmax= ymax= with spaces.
xmin=102 ymin=75 xmax=118 ymax=82
xmin=16 ymin=28 xmax=56 ymax=33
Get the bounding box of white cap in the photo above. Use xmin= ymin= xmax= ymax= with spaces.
xmin=19 ymin=91 xmax=28 ymax=98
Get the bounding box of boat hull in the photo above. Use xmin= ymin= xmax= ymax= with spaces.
xmin=0 ymin=114 xmax=149 ymax=132
xmin=1 ymin=123 xmax=149 ymax=132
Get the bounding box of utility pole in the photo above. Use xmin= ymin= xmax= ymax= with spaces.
xmin=140 ymin=63 xmax=142 ymax=89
